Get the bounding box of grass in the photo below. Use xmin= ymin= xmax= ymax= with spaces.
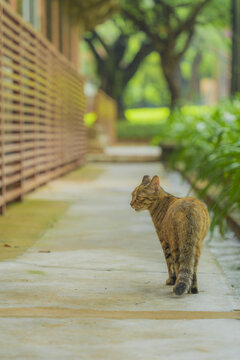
xmin=0 ymin=199 xmax=69 ymax=262
xmin=125 ymin=107 xmax=170 ymax=123
xmin=117 ymin=107 xmax=170 ymax=141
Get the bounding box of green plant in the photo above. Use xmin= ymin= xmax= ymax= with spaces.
xmin=153 ymin=97 xmax=240 ymax=233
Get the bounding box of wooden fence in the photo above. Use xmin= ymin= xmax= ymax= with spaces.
xmin=95 ymin=90 xmax=117 ymax=145
xmin=0 ymin=1 xmax=86 ymax=214
xmin=87 ymin=89 xmax=117 ymax=148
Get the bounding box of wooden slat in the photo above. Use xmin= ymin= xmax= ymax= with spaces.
xmin=2 ymin=46 xmax=21 ymax=63
xmin=22 ymin=178 xmax=37 ymax=193
xmin=3 ymin=133 xmax=21 ymax=142
xmin=4 ymin=173 xmax=21 ymax=186
xmin=2 ymin=152 xmax=21 ymax=164
xmin=0 ymin=0 xmax=88 ymax=212
xmin=4 ymin=163 xmax=21 ymax=175
xmin=2 ymin=12 xmax=20 ymax=35
xmin=3 ymin=143 xmax=21 ymax=152
xmin=2 ymin=80 xmax=21 ymax=92
xmin=2 ymin=36 xmax=21 ymax=55
xmin=5 ymin=187 xmax=22 ymax=202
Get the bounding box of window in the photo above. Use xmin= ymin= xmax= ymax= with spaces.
xmin=22 ymin=0 xmax=40 ymax=30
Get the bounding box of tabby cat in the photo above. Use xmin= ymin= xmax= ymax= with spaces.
xmin=130 ymin=175 xmax=210 ymax=295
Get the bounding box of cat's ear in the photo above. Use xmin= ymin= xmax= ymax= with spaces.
xmin=149 ymin=175 xmax=160 ymax=193
xmin=141 ymin=175 xmax=151 ymax=185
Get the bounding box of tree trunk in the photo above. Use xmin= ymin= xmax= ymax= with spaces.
xmin=116 ymin=97 xmax=125 ymax=119
xmin=161 ymin=60 xmax=180 ymax=109
xmin=100 ymin=77 xmax=126 ymax=119
xmin=186 ymin=52 xmax=201 ymax=102
xmin=231 ymin=0 xmax=240 ymax=94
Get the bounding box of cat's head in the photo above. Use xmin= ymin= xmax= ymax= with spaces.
xmin=130 ymin=175 xmax=160 ymax=211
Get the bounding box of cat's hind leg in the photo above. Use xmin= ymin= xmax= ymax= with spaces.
xmin=190 ymin=257 xmax=199 ymax=293
xmin=166 ymin=276 xmax=176 ymax=286
xmin=163 ymin=243 xmax=176 ymax=285
xmin=190 ymin=272 xmax=198 ymax=293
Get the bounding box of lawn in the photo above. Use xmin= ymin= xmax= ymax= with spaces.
xmin=117 ymin=107 xmax=170 ymax=141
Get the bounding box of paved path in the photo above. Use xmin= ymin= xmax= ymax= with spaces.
xmin=0 ymin=162 xmax=240 ymax=360
xmin=88 ymin=145 xmax=161 ymax=162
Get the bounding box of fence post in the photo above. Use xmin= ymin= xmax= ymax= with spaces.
xmin=17 ymin=20 xmax=24 ymax=202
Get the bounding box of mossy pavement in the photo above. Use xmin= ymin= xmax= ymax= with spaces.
xmin=0 ymin=165 xmax=103 ymax=262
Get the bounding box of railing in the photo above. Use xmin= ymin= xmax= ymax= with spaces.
xmin=0 ymin=1 xmax=86 ymax=214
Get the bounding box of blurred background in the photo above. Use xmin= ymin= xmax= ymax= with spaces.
xmin=0 ymin=0 xmax=239 ymax=235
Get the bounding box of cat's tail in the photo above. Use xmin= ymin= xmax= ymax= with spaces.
xmin=173 ymin=235 xmax=197 ymax=296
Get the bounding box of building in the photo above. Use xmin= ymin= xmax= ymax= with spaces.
xmin=0 ymin=0 xmax=118 ymax=213
xmin=4 ymin=0 xmax=119 ymax=69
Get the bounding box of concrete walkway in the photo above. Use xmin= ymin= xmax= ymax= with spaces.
xmin=88 ymin=145 xmax=161 ymax=162
xmin=0 ymin=162 xmax=240 ymax=360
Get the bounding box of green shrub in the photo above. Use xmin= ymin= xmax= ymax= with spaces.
xmin=153 ymin=97 xmax=240 ymax=233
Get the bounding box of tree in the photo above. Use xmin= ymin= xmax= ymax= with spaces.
xmin=122 ymin=0 xmax=230 ymax=108
xmin=180 ymin=24 xmax=230 ymax=103
xmin=69 ymin=0 xmax=120 ymax=30
xmin=84 ymin=17 xmax=153 ymax=117
xmin=231 ymin=0 xmax=240 ymax=94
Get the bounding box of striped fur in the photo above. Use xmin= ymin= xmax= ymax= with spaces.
xmin=130 ymin=175 xmax=210 ymax=296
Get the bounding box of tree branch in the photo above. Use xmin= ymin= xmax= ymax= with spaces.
xmin=84 ymin=36 xmax=104 ymax=64
xmin=123 ymin=43 xmax=153 ymax=84
xmin=174 ymin=0 xmax=213 ymax=36
xmin=91 ymin=31 xmax=110 ymax=55
xmin=113 ymin=34 xmax=129 ymax=64
xmin=122 ymin=8 xmax=164 ymax=52
xmin=175 ymin=28 xmax=195 ymax=60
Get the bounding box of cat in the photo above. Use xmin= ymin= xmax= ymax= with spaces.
xmin=130 ymin=175 xmax=210 ymax=296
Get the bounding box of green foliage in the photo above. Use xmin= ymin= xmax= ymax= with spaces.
xmin=117 ymin=107 xmax=169 ymax=140
xmin=83 ymin=15 xmax=153 ymax=116
xmin=123 ymin=52 xmax=170 ymax=107
xmin=84 ymin=112 xmax=97 ymax=127
xmin=122 ymin=0 xmax=230 ymax=29
xmin=182 ymin=25 xmax=230 ymax=81
xmin=83 ymin=0 xmax=231 ymax=110
xmin=153 ymin=97 xmax=240 ymax=233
